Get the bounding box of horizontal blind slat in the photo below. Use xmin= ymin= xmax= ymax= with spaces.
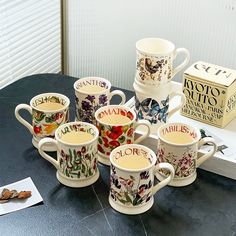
xmin=0 ymin=0 xmax=61 ymax=89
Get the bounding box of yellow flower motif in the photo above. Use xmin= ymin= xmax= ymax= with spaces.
xmin=43 ymin=123 xmax=58 ymax=134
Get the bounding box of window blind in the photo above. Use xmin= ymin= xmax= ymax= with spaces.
xmin=0 ymin=0 xmax=61 ymax=89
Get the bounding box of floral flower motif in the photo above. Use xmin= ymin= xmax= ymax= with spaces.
xmin=33 ymin=125 xmax=42 ymax=134
xmin=110 ymin=174 xmax=121 ymax=189
xmin=109 ymin=140 xmax=120 ymax=148
xmin=43 ymin=123 xmax=58 ymax=134
xmin=81 ymin=100 xmax=91 ymax=110
xmin=61 ymin=150 xmax=65 ymax=158
xmin=60 ymin=146 xmax=97 ymax=178
xmin=81 ymin=146 xmax=86 ymax=153
xmin=110 ymin=170 xmax=153 ymax=207
xmin=140 ymin=171 xmax=149 ymax=179
xmin=107 ymin=126 xmax=123 ymax=140
xmin=99 ymin=94 xmax=108 ymax=105
xmin=86 ymin=95 xmax=95 ymax=102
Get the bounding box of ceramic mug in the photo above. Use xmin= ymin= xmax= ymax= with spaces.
xmin=133 ymin=80 xmax=186 ymax=134
xmin=95 ymin=105 xmax=151 ymax=166
xmin=135 ymin=38 xmax=190 ymax=85
xmin=15 ymin=93 xmax=70 ymax=151
xmin=109 ymin=144 xmax=175 ymax=215
xmin=156 ymin=122 xmax=217 ymax=187
xmin=74 ymin=77 xmax=126 ymax=124
xmin=38 ymin=122 xmax=99 ymax=187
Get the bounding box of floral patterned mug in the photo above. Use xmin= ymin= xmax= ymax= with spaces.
xmin=74 ymin=77 xmax=126 ymax=124
xmin=135 ymin=38 xmax=190 ymax=85
xmin=15 ymin=93 xmax=70 ymax=151
xmin=109 ymin=144 xmax=175 ymax=215
xmin=38 ymin=122 xmax=99 ymax=188
xmin=156 ymin=122 xmax=217 ymax=187
xmin=133 ymin=80 xmax=186 ymax=134
xmin=95 ymin=105 xmax=152 ymax=166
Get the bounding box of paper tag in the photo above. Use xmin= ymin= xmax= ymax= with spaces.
xmin=0 ymin=177 xmax=43 ymax=216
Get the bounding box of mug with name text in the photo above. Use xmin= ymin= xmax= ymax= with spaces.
xmin=156 ymin=122 xmax=217 ymax=187
xmin=15 ymin=93 xmax=70 ymax=151
xmin=109 ymin=144 xmax=175 ymax=215
xmin=74 ymin=77 xmax=126 ymax=124
xmin=135 ymin=38 xmax=190 ymax=85
xmin=38 ymin=122 xmax=99 ymax=187
xmin=95 ymin=105 xmax=151 ymax=165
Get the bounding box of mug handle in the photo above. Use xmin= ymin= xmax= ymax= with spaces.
xmin=15 ymin=104 xmax=33 ymax=134
xmin=38 ymin=138 xmax=60 ymax=170
xmin=133 ymin=120 xmax=151 ymax=143
xmin=109 ymin=90 xmax=126 ymax=105
xmin=168 ymin=91 xmax=186 ymax=118
xmin=196 ymin=137 xmax=217 ymax=167
xmin=172 ymin=48 xmax=190 ymax=78
xmin=153 ymin=163 xmax=175 ymax=194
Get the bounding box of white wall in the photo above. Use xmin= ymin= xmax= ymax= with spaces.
xmin=0 ymin=0 xmax=61 ymax=89
xmin=64 ymin=0 xmax=236 ymax=90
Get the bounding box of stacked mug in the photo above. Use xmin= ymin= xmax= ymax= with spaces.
xmin=133 ymin=38 xmax=190 ymax=134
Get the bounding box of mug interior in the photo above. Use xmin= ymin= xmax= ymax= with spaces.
xmin=158 ymin=123 xmax=200 ymax=146
xmin=74 ymin=77 xmax=111 ymax=95
xmin=136 ymin=38 xmax=175 ymax=55
xmin=110 ymin=144 xmax=156 ymax=172
xmin=56 ymin=122 xmax=99 ymax=146
xmin=95 ymin=105 xmax=135 ymax=126
xmin=31 ymin=93 xmax=69 ymax=112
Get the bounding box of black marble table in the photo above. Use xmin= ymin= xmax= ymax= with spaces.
xmin=0 ymin=74 xmax=236 ymax=236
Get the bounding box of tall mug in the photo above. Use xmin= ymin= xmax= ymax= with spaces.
xmin=135 ymin=38 xmax=190 ymax=86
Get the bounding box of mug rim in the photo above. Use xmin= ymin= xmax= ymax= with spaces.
xmin=94 ymin=105 xmax=136 ymax=126
xmin=30 ymin=92 xmax=70 ymax=113
xmin=55 ymin=121 xmax=99 ymax=147
xmin=157 ymin=122 xmax=201 ymax=147
xmin=110 ymin=144 xmax=156 ymax=172
xmin=136 ymin=37 xmax=175 ymax=56
xmin=73 ymin=76 xmax=111 ymax=95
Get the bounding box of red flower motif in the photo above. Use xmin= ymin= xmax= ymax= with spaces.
xmin=127 ymin=139 xmax=132 ymax=144
xmin=127 ymin=111 xmax=134 ymax=120
xmin=33 ymin=125 xmax=42 ymax=134
xmin=107 ymin=126 xmax=123 ymax=140
xmin=109 ymin=140 xmax=120 ymax=148
xmin=98 ymin=144 xmax=105 ymax=153
xmin=127 ymin=128 xmax=134 ymax=137
xmin=102 ymin=137 xmax=109 ymax=147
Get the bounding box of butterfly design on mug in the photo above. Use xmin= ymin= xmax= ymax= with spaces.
xmin=135 ymin=96 xmax=169 ymax=124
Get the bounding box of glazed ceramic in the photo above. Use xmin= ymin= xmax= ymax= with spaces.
xmin=109 ymin=144 xmax=174 ymax=215
xmin=133 ymin=80 xmax=186 ymax=134
xmin=95 ymin=105 xmax=151 ymax=166
xmin=15 ymin=93 xmax=70 ymax=151
xmin=38 ymin=122 xmax=99 ymax=187
xmin=74 ymin=77 xmax=126 ymax=124
xmin=156 ymin=122 xmax=217 ymax=187
xmin=135 ymin=38 xmax=190 ymax=85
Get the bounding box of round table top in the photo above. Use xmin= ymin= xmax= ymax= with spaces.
xmin=0 ymin=74 xmax=236 ymax=236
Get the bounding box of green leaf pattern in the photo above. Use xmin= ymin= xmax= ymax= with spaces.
xmin=59 ymin=145 xmax=97 ymax=179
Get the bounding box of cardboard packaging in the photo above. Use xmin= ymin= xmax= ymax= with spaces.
xmin=181 ymin=61 xmax=236 ymax=128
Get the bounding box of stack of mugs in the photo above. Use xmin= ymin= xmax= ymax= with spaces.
xmin=133 ymin=38 xmax=190 ymax=134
